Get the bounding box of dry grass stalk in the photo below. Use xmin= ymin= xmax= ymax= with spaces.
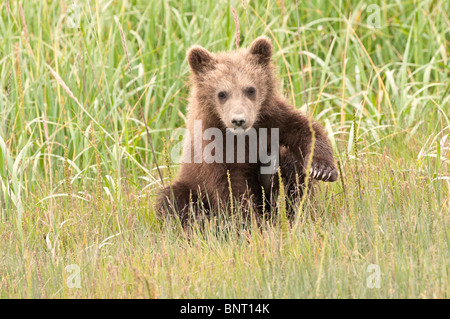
xmin=49 ymin=66 xmax=81 ymax=105
xmin=227 ymin=170 xmax=234 ymax=214
xmin=14 ymin=43 xmax=24 ymax=121
xmin=294 ymin=0 xmax=308 ymax=107
xmin=19 ymin=3 xmax=34 ymax=57
xmin=42 ymin=111 xmax=54 ymax=228
xmin=64 ymin=146 xmax=74 ymax=212
xmin=231 ymin=6 xmax=240 ymax=49
xmin=277 ymin=167 xmax=288 ymax=243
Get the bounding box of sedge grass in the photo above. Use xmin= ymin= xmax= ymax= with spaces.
xmin=0 ymin=0 xmax=448 ymax=298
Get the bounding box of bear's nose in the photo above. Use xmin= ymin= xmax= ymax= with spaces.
xmin=231 ymin=117 xmax=246 ymax=128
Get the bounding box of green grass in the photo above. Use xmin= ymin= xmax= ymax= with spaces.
xmin=0 ymin=0 xmax=448 ymax=298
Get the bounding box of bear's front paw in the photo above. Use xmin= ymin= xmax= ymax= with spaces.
xmin=309 ymin=163 xmax=338 ymax=182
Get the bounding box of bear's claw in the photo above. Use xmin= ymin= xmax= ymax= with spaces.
xmin=309 ymin=164 xmax=338 ymax=182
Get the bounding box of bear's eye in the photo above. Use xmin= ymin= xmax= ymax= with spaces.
xmin=218 ymin=91 xmax=227 ymax=100
xmin=245 ymin=86 xmax=256 ymax=97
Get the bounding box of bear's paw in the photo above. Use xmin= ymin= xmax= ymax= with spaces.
xmin=309 ymin=163 xmax=338 ymax=182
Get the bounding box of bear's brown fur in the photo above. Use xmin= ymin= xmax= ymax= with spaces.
xmin=157 ymin=37 xmax=337 ymax=223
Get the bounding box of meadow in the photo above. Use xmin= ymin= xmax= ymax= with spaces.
xmin=0 ymin=0 xmax=448 ymax=298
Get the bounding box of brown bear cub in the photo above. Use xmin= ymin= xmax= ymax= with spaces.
xmin=157 ymin=37 xmax=337 ymax=223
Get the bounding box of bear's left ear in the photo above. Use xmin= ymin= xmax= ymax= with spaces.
xmin=249 ymin=36 xmax=273 ymax=64
xmin=187 ymin=45 xmax=216 ymax=75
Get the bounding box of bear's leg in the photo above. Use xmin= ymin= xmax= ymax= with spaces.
xmin=214 ymin=170 xmax=262 ymax=224
xmin=279 ymin=146 xmax=305 ymax=200
xmin=156 ymin=181 xmax=205 ymax=224
xmin=274 ymin=108 xmax=338 ymax=182
xmin=261 ymin=147 xmax=307 ymax=216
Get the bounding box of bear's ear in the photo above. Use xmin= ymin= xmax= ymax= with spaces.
xmin=187 ymin=45 xmax=216 ymax=75
xmin=249 ymin=36 xmax=273 ymax=64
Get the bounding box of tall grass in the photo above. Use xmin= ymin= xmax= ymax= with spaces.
xmin=0 ymin=0 xmax=448 ymax=298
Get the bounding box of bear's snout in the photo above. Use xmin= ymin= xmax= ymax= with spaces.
xmin=231 ymin=115 xmax=246 ymax=128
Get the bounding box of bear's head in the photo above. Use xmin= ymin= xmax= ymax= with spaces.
xmin=187 ymin=37 xmax=275 ymax=131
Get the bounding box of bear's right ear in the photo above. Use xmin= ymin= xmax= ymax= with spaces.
xmin=249 ymin=36 xmax=273 ymax=65
xmin=187 ymin=45 xmax=216 ymax=75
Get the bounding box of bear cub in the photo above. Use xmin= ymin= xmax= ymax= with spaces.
xmin=157 ymin=37 xmax=338 ymax=222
